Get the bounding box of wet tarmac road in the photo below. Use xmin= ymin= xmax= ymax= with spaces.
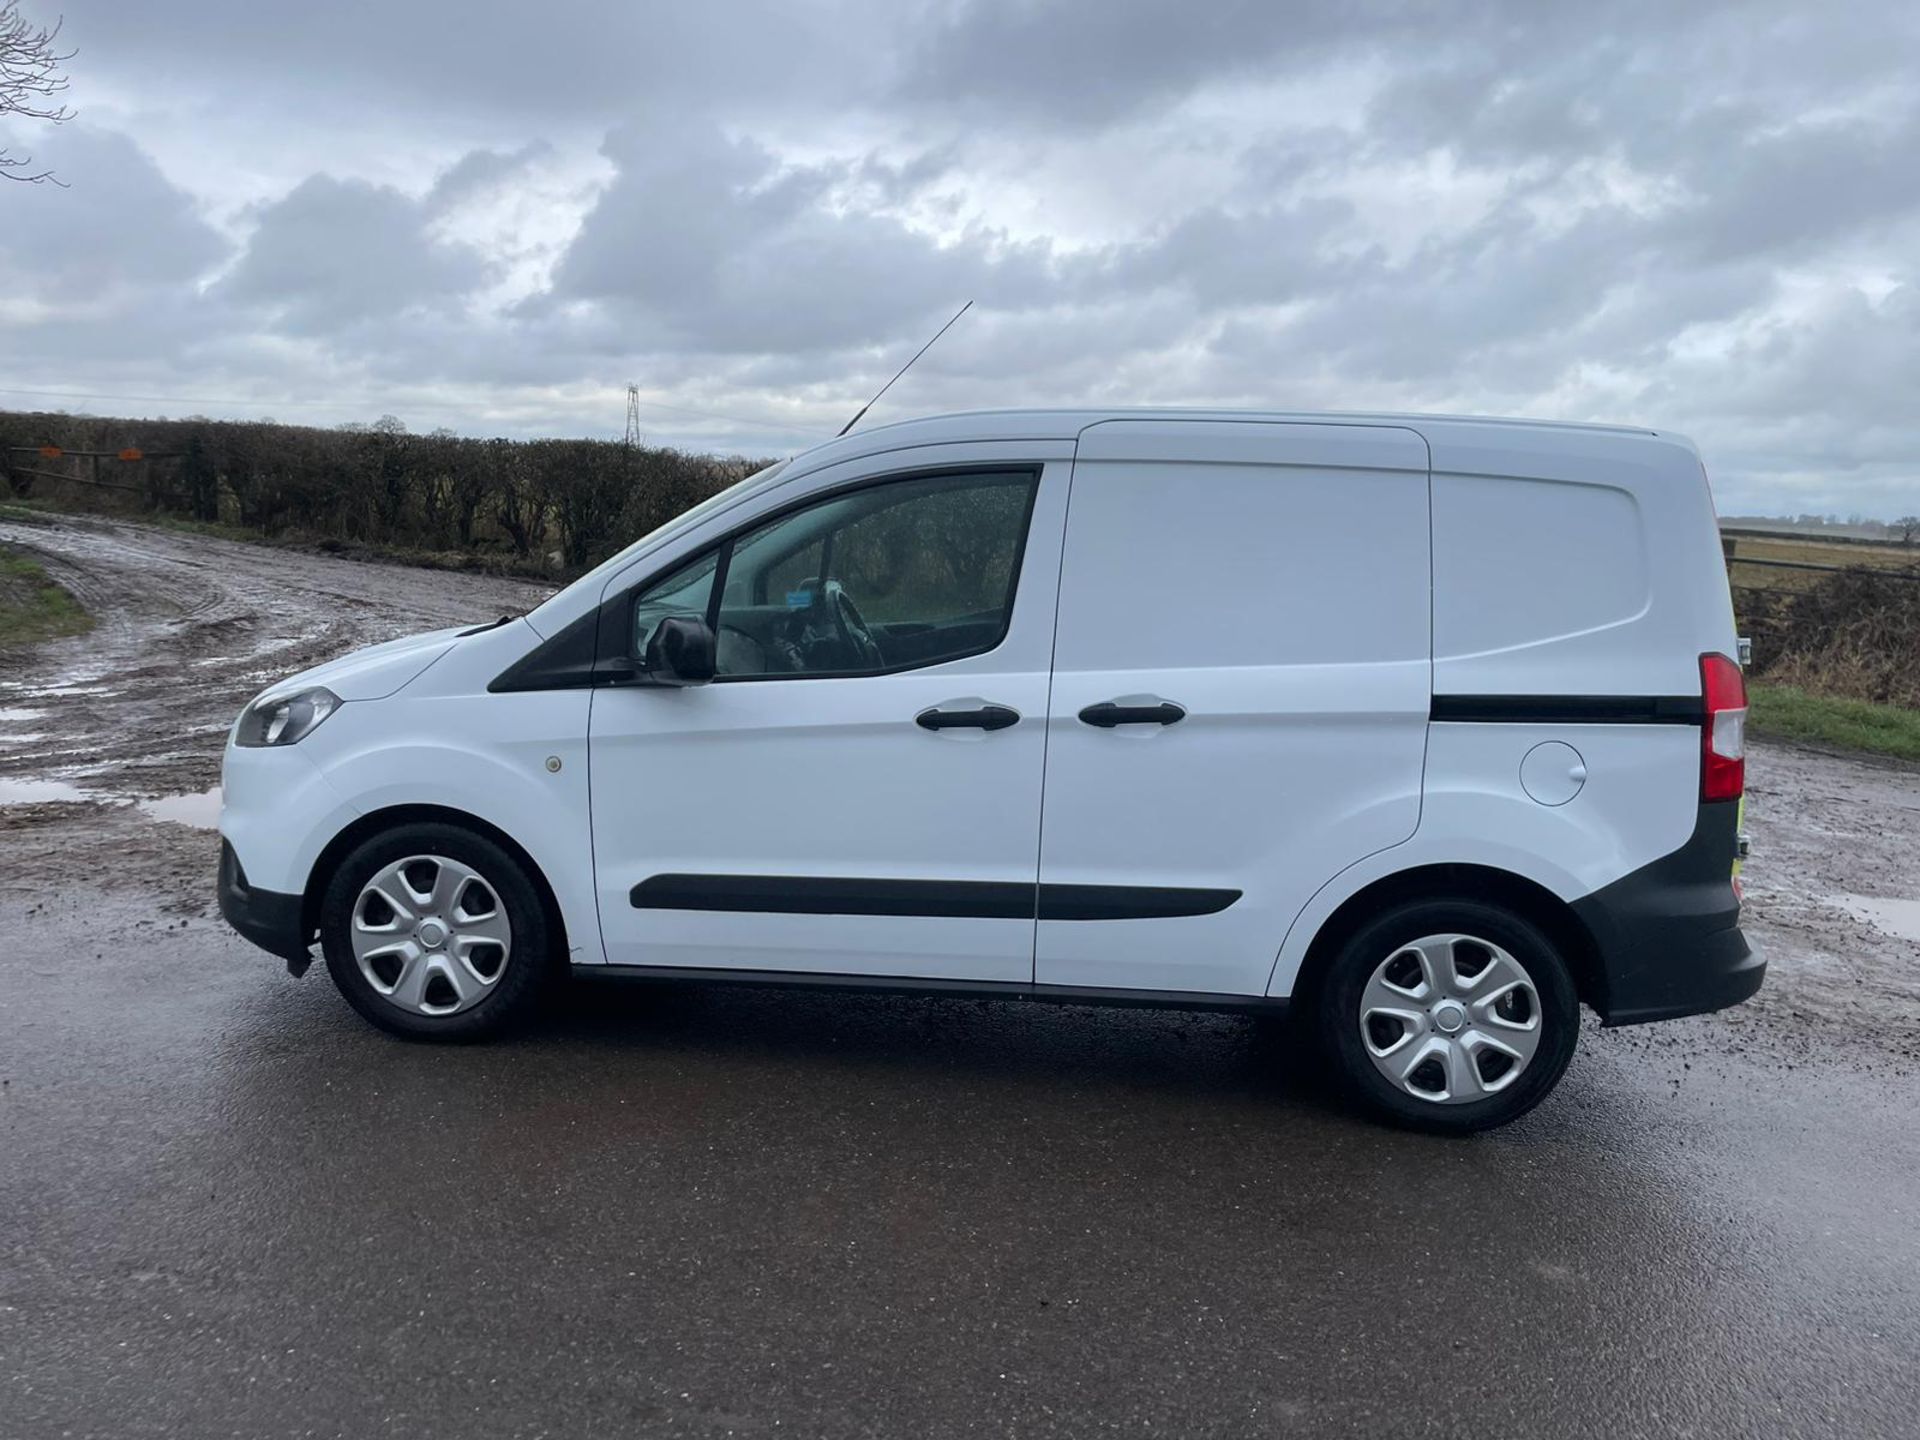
xmin=5 ymin=514 xmax=1920 ymax=1436
xmin=5 ymin=879 xmax=1920 ymax=1439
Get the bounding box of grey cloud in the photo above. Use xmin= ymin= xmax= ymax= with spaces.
xmin=1116 ymin=199 xmax=1354 ymax=308
xmin=220 ymin=173 xmax=488 ymax=332
xmin=0 ymin=125 xmax=238 ymax=410
xmin=425 ymin=141 xmax=556 ymax=215
xmin=896 ymin=0 xmax=1404 ymax=126
xmin=7 ymin=0 xmax=1920 ymax=515
xmin=0 ymin=125 xmax=227 ymax=301
xmin=71 ymin=1 xmax=904 ymax=127
xmin=1661 ymin=107 xmax=1920 ymax=267
xmin=544 ymin=118 xmax=1068 ymax=355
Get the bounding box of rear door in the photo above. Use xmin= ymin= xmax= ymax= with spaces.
xmin=1034 ymin=420 xmax=1431 ymax=996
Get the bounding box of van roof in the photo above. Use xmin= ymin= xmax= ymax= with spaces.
xmin=525 ymin=407 xmax=1702 ymax=640
xmin=791 ymin=407 xmax=1687 ymax=471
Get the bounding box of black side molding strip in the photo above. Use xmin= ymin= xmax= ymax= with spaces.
xmin=629 ymin=875 xmax=1240 ymax=921
xmin=1431 ymin=694 xmax=1704 ymax=725
xmin=575 ymin=965 xmax=1290 ymax=1016
xmin=1039 ymin=883 xmax=1237 ymax=920
xmin=633 ymin=874 xmax=1029 ymax=918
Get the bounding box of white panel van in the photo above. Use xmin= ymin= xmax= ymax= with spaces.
xmin=218 ymin=410 xmax=1760 ymax=1132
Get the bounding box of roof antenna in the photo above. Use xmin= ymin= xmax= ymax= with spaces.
xmin=838 ymin=300 xmax=973 ymax=438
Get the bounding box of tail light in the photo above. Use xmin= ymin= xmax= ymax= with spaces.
xmin=1700 ymin=652 xmax=1746 ymax=802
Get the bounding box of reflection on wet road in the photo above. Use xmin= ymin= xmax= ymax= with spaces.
xmin=2 ymin=894 xmax=1917 ymax=1439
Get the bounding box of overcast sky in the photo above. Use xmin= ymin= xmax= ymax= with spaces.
xmin=4 ymin=1 xmax=1918 ymax=517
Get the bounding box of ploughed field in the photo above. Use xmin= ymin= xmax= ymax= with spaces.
xmin=3 ymin=511 xmax=1918 ymax=1439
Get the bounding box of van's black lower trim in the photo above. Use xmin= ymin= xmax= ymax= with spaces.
xmin=1040 ymin=884 xmax=1239 ymax=920
xmin=628 ymin=874 xmax=1240 ymax=921
xmin=631 ymin=874 xmax=1026 ymax=917
xmin=1431 ymin=694 xmax=1704 ymax=725
xmin=218 ymin=840 xmax=316 ymax=976
xmin=1591 ymin=923 xmax=1762 ymax=1025
xmin=574 ymin=965 xmax=1288 ymax=1016
xmin=1572 ymin=800 xmax=1763 ymax=1025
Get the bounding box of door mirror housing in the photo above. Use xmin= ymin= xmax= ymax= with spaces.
xmin=642 ymin=614 xmax=717 ymax=686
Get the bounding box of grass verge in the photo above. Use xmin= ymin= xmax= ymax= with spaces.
xmin=0 ymin=545 xmax=94 ymax=649
xmin=1748 ymin=683 xmax=1920 ymax=764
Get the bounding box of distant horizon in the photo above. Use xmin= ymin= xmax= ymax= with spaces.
xmin=5 ymin=399 xmax=1916 ymax=525
xmin=1721 ymin=514 xmax=1919 ymax=530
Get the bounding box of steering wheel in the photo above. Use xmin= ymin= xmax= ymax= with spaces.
xmin=827 ymin=582 xmax=884 ymax=668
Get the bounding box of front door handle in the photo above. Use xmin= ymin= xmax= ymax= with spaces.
xmin=1078 ymin=700 xmax=1187 ymax=728
xmin=916 ymin=703 xmax=1021 ymax=732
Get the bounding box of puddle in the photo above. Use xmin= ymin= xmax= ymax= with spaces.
xmin=0 ymin=733 xmax=47 ymax=743
xmin=0 ymin=777 xmax=90 ymax=805
xmin=0 ymin=707 xmax=45 ymax=722
xmin=136 ymin=787 xmax=222 ymax=830
xmin=0 ymin=778 xmax=221 ymax=828
xmin=1826 ymin=894 xmax=1920 ymax=943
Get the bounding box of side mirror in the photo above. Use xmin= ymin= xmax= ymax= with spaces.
xmin=642 ymin=614 xmax=717 ymax=686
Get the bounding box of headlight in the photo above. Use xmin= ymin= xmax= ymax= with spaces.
xmin=234 ymin=686 xmax=341 ymax=747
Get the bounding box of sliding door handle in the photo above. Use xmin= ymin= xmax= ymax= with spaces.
xmin=916 ymin=703 xmax=1021 ymax=732
xmin=1078 ymin=700 xmax=1187 ymax=728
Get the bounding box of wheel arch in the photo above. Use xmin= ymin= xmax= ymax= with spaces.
xmin=1287 ymin=863 xmax=1607 ymax=1019
xmin=302 ymin=804 xmax=571 ymax=970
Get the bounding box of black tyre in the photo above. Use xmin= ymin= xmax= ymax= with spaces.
xmin=319 ymin=821 xmax=553 ymax=1040
xmin=1315 ymin=899 xmax=1579 ymax=1134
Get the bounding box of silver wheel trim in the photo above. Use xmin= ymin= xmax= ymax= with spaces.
xmin=1358 ymin=933 xmax=1543 ymax=1105
xmin=350 ymin=854 xmax=512 ymax=1017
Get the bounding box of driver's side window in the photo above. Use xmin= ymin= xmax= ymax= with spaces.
xmin=633 ymin=469 xmax=1037 ymax=682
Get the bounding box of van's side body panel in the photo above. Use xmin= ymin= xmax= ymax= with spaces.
xmin=586 ymin=443 xmax=1075 ymax=979
xmin=1263 ymin=419 xmax=1749 ymax=1011
xmin=1035 ymin=420 xmax=1432 ymax=995
xmin=1262 ymin=723 xmax=1704 ymax=997
xmin=289 ymin=620 xmax=604 ymax=959
xmin=1425 ymin=423 xmax=1736 ymax=697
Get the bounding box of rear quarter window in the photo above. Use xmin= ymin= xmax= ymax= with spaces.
xmin=1432 ymin=474 xmax=1649 ymax=659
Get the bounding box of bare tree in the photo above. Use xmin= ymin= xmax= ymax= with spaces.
xmin=1 ymin=2 xmax=73 ymax=184
xmin=1895 ymin=516 xmax=1920 ymax=549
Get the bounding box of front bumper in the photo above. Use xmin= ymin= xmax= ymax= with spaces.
xmin=218 ymin=839 xmax=316 ymax=975
xmin=1573 ymin=799 xmax=1766 ymax=1026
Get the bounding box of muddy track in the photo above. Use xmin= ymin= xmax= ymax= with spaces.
xmin=0 ymin=512 xmax=550 ymax=796
xmin=1729 ymin=741 xmax=1920 ymax=1058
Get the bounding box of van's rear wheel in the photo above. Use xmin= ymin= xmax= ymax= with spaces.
xmin=1316 ymin=900 xmax=1578 ymax=1133
xmin=319 ymin=822 xmax=552 ymax=1040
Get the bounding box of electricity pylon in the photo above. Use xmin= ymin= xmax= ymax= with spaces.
xmin=623 ymin=384 xmax=643 ymax=449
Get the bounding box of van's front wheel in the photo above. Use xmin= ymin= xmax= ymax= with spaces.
xmin=1317 ymin=900 xmax=1579 ymax=1133
xmin=319 ymin=822 xmax=552 ymax=1040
